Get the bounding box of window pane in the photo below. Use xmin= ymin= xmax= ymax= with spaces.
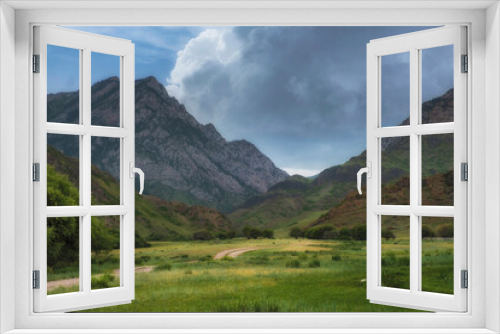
xmin=47 ymin=217 xmax=80 ymax=295
xmin=47 ymin=45 xmax=80 ymax=124
xmin=91 ymin=216 xmax=121 ymax=290
xmin=91 ymin=137 xmax=120 ymax=205
xmin=381 ymin=137 xmax=410 ymax=205
xmin=421 ymin=45 xmax=454 ymax=124
xmin=381 ymin=215 xmax=410 ymax=290
xmin=421 ymin=134 xmax=454 ymax=206
xmin=421 ymin=217 xmax=454 ymax=294
xmin=47 ymin=134 xmax=80 ymax=206
xmin=91 ymin=52 xmax=121 ymax=127
xmin=381 ymin=52 xmax=410 ymax=127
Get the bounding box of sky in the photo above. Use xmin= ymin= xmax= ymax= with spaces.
xmin=55 ymin=26 xmax=454 ymax=177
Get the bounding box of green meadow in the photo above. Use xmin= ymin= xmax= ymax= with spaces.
xmin=46 ymin=237 xmax=453 ymax=313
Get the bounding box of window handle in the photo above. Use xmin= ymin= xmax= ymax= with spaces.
xmin=129 ymin=162 xmax=145 ymax=195
xmin=357 ymin=162 xmax=371 ymax=195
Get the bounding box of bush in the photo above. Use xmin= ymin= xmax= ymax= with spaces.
xmin=154 ymin=262 xmax=172 ymax=271
xmin=381 ymin=228 xmax=396 ymax=240
xmin=135 ymin=232 xmax=151 ymax=248
xmin=192 ymin=230 xmax=214 ymax=241
xmin=91 ymin=274 xmax=115 ymax=289
xmin=305 ymin=225 xmax=336 ymax=239
xmin=338 ymin=227 xmax=352 ymax=240
xmin=215 ymin=231 xmax=228 ymax=240
xmin=290 ymin=227 xmax=304 ymax=239
xmin=332 ymin=254 xmax=341 ymax=261
xmin=437 ymin=224 xmax=453 ymax=238
xmin=351 ymin=224 xmax=366 ymax=241
xmin=308 ymin=259 xmax=321 ymax=268
xmin=262 ymin=229 xmax=274 ymax=239
xmin=242 ymin=226 xmax=273 ymax=239
xmin=422 ymin=225 xmax=436 ymax=238
xmin=242 ymin=226 xmax=262 ymax=239
xmin=286 ymin=259 xmax=301 ymax=268
xmin=226 ymin=230 xmax=237 ymax=239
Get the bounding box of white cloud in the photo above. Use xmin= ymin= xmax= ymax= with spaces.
xmin=166 ymin=28 xmax=242 ymax=102
xmin=282 ymin=168 xmax=321 ymax=178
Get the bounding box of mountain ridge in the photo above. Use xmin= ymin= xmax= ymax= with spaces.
xmin=47 ymin=76 xmax=289 ymax=212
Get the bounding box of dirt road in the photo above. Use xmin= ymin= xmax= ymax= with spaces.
xmin=47 ymin=266 xmax=154 ymax=291
xmin=213 ymin=248 xmax=259 ymax=260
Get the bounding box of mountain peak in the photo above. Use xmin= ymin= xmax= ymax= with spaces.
xmin=47 ymin=75 xmax=288 ymax=212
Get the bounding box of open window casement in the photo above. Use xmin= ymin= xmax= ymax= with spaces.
xmin=33 ymin=26 xmax=139 ymax=312
xmin=362 ymin=26 xmax=467 ymax=312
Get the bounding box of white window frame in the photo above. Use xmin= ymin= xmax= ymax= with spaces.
xmin=366 ymin=26 xmax=467 ymax=312
xmin=0 ymin=1 xmax=499 ymax=333
xmin=33 ymin=26 xmax=136 ymax=312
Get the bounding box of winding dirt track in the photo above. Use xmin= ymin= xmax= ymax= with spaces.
xmin=213 ymin=248 xmax=259 ymax=260
xmin=48 ymin=242 xmax=327 ymax=290
xmin=47 ymin=266 xmax=154 ymax=291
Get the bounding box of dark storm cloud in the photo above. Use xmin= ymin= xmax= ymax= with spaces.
xmin=167 ymin=26 xmax=452 ymax=174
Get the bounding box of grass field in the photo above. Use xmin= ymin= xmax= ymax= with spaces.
xmin=46 ymin=237 xmax=453 ymax=313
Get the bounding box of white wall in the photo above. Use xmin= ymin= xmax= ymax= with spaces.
xmin=486 ymin=2 xmax=500 ymax=333
xmin=0 ymin=2 xmax=16 ymax=333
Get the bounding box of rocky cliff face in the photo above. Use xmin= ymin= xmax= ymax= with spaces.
xmin=47 ymin=76 xmax=288 ymax=212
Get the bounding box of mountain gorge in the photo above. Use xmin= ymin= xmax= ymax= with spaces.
xmin=229 ymin=88 xmax=454 ymax=236
xmin=47 ymin=76 xmax=288 ymax=212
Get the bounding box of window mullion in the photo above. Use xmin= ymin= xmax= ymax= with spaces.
xmin=82 ymin=47 xmax=92 ymax=294
xmin=409 ymin=47 xmax=420 ymax=294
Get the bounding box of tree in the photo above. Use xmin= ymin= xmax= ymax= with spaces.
xmin=351 ymin=224 xmax=366 ymax=241
xmin=338 ymin=227 xmax=352 ymax=240
xmin=290 ymin=226 xmax=304 ymax=239
xmin=192 ymin=230 xmax=214 ymax=240
xmin=262 ymin=229 xmax=274 ymax=239
xmin=437 ymin=224 xmax=453 ymax=238
xmin=381 ymin=228 xmax=396 ymax=240
xmin=242 ymin=226 xmax=262 ymax=239
xmin=305 ymin=225 xmax=336 ymax=239
xmin=421 ymin=225 xmax=436 ymax=238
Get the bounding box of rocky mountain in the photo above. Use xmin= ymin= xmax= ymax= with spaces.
xmin=48 ymin=145 xmax=234 ymax=241
xmin=47 ymin=76 xmax=288 ymax=212
xmin=229 ymin=88 xmax=454 ymax=236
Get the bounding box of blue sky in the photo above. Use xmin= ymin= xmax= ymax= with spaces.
xmin=56 ymin=26 xmax=453 ymax=176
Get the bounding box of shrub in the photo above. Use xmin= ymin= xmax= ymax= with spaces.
xmin=338 ymin=227 xmax=352 ymax=240
xmin=351 ymin=224 xmax=366 ymax=241
xmin=305 ymin=225 xmax=336 ymax=239
xmin=437 ymin=224 xmax=453 ymax=238
xmin=154 ymin=262 xmax=172 ymax=271
xmin=332 ymin=254 xmax=341 ymax=261
xmin=91 ymin=274 xmax=115 ymax=289
xmin=262 ymin=229 xmax=274 ymax=239
xmin=215 ymin=231 xmax=228 ymax=240
xmin=381 ymin=228 xmax=396 ymax=240
xmin=192 ymin=230 xmax=214 ymax=241
xmin=290 ymin=227 xmax=304 ymax=239
xmin=242 ymin=226 xmax=262 ymax=239
xmin=308 ymin=259 xmax=321 ymax=268
xmin=286 ymin=259 xmax=301 ymax=268
xmin=135 ymin=232 xmax=151 ymax=248
xmin=226 ymin=230 xmax=237 ymax=239
xmin=422 ymin=225 xmax=436 ymax=238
